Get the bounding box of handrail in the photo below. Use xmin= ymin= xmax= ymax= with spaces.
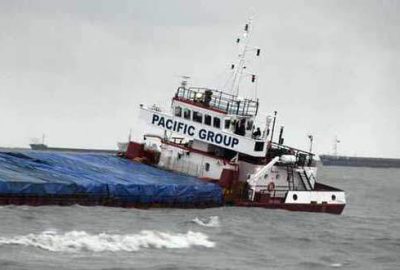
xmin=175 ymin=87 xmax=259 ymax=116
xmin=302 ymin=170 xmax=313 ymax=191
xmin=270 ymin=142 xmax=314 ymax=156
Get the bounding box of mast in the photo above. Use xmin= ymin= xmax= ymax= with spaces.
xmin=308 ymin=134 xmax=313 ymax=153
xmin=229 ymin=19 xmax=261 ymax=97
xmin=333 ymin=136 xmax=340 ymax=156
xmin=270 ymin=111 xmax=277 ymax=143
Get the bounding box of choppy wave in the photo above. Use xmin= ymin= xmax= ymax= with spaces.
xmin=0 ymin=230 xmax=215 ymax=252
xmin=192 ymin=216 xmax=220 ymax=227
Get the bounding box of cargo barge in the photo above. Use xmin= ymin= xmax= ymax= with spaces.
xmin=0 ymin=151 xmax=222 ymax=208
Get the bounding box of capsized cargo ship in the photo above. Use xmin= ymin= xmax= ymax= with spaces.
xmin=0 ymin=21 xmax=346 ymax=213
xmin=122 ymin=22 xmax=346 ymax=214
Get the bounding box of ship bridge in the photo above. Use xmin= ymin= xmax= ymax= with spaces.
xmin=139 ymin=86 xmax=268 ymax=157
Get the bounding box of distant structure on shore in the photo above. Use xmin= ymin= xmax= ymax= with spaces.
xmin=29 ymin=143 xmax=118 ymax=154
xmin=29 ymin=134 xmax=118 ymax=154
xmin=319 ymin=136 xmax=400 ymax=168
xmin=319 ymin=154 xmax=400 ymax=168
xmin=0 ymin=144 xmax=118 ymax=155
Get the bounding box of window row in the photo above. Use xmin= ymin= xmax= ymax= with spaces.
xmin=174 ymin=106 xmax=220 ymax=128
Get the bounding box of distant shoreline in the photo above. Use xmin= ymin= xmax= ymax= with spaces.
xmin=0 ymin=146 xmax=119 ymax=154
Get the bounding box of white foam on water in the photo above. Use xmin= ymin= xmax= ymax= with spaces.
xmin=0 ymin=230 xmax=215 ymax=252
xmin=192 ymin=216 xmax=220 ymax=227
xmin=330 ymin=263 xmax=343 ymax=268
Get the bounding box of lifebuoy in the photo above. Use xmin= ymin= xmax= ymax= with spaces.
xmin=267 ymin=182 xmax=275 ymax=192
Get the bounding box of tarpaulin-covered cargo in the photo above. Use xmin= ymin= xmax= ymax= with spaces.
xmin=0 ymin=151 xmax=223 ymax=207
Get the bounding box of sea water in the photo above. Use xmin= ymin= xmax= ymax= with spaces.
xmin=0 ymin=166 xmax=399 ymax=270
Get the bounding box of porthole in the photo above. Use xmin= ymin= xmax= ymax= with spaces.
xmin=276 ymin=174 xmax=280 ymax=180
xmin=264 ymin=174 xmax=268 ymax=179
xmin=331 ymin=194 xmax=336 ymax=201
xmin=293 ymin=194 xmax=298 ymax=201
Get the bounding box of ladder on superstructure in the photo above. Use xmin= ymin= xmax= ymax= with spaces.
xmin=297 ymin=170 xmax=312 ymax=191
xmin=286 ymin=165 xmax=295 ymax=190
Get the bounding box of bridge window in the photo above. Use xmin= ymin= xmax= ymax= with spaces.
xmin=183 ymin=108 xmax=191 ymax=120
xmin=254 ymin=141 xmax=264 ymax=152
xmin=204 ymin=114 xmax=212 ymax=126
xmin=193 ymin=111 xmax=203 ymax=123
xmin=213 ymin=117 xmax=221 ymax=128
xmin=174 ymin=106 xmax=182 ymax=117
xmin=246 ymin=120 xmax=254 ymax=130
xmin=224 ymin=119 xmax=230 ymax=129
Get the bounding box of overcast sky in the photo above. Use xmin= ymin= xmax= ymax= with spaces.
xmin=0 ymin=0 xmax=399 ymax=157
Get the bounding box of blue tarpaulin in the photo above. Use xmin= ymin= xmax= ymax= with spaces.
xmin=0 ymin=151 xmax=223 ymax=206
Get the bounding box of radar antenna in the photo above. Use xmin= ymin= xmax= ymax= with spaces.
xmin=180 ymin=75 xmax=190 ymax=89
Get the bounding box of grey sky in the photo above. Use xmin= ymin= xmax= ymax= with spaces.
xmin=0 ymin=0 xmax=399 ymax=157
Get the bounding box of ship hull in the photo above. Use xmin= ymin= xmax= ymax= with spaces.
xmin=0 ymin=195 xmax=220 ymax=209
xmin=124 ymin=141 xmax=346 ymax=214
xmin=0 ymin=195 xmax=344 ymax=214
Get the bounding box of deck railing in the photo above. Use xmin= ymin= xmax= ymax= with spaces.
xmin=175 ymin=87 xmax=259 ymax=116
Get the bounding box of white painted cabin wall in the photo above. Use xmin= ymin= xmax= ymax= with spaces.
xmin=244 ymin=162 xmax=319 ymax=198
xmin=140 ymin=104 xmax=267 ymax=157
xmin=192 ymin=140 xmax=209 ymax=152
xmin=157 ymin=143 xmax=235 ymax=180
xmin=143 ymin=135 xmax=319 ymax=198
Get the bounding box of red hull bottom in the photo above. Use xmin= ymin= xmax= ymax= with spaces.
xmin=234 ymin=201 xmax=345 ymax=215
xmin=0 ymin=196 xmax=345 ymax=214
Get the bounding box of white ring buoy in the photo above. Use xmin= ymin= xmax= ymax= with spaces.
xmin=267 ymin=182 xmax=275 ymax=192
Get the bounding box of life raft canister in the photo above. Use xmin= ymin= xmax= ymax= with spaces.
xmin=267 ymin=182 xmax=275 ymax=192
